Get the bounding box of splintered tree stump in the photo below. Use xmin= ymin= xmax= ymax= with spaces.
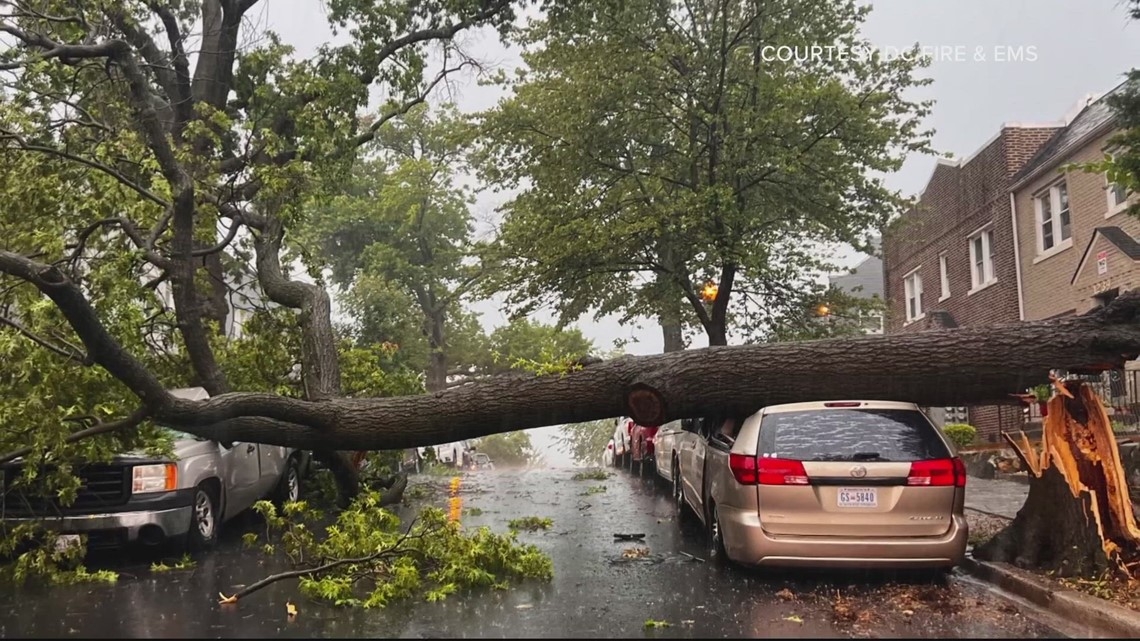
xmin=975 ymin=381 xmax=1140 ymax=578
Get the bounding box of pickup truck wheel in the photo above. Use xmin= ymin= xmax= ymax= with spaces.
xmin=273 ymin=456 xmax=303 ymax=508
xmin=187 ymin=484 xmax=220 ymax=552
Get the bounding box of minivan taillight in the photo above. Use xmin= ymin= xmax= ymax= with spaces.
xmin=729 ymin=453 xmax=757 ymax=484
xmin=908 ymin=457 xmax=966 ymax=487
xmin=756 ymin=457 xmax=810 ymax=486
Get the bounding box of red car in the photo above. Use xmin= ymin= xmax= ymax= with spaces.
xmin=628 ymin=421 xmax=660 ymax=477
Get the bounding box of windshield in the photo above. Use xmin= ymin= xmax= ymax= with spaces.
xmin=162 ymin=427 xmax=208 ymax=442
xmin=758 ymin=409 xmax=952 ymax=463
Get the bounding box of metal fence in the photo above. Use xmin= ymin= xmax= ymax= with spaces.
xmin=1019 ymin=369 xmax=1140 ymax=432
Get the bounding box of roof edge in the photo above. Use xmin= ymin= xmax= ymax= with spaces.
xmin=1010 ymin=117 xmax=1119 ymax=193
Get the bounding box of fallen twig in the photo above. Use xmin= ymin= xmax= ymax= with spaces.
xmin=219 ymin=516 xmax=421 ymax=605
xmin=678 ymin=551 xmax=705 ymax=563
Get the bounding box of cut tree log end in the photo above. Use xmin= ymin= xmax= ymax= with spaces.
xmin=975 ymin=381 xmax=1140 ymax=579
xmin=626 ymin=384 xmax=666 ymax=427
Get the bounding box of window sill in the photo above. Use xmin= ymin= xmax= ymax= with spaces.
xmin=967 ymin=279 xmax=998 ymax=297
xmin=1107 ymin=202 xmax=1131 ymax=219
xmin=938 ymin=294 xmax=951 ymax=302
xmin=1033 ymin=240 xmax=1073 ymax=265
xmin=903 ymin=314 xmax=925 ymax=327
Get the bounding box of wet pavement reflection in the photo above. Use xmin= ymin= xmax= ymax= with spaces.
xmin=0 ymin=468 xmax=1059 ymax=638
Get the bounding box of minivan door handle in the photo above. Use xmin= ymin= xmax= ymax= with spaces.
xmin=246 ymin=444 xmax=256 ymax=454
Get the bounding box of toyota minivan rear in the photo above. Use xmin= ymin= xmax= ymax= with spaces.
xmin=714 ymin=400 xmax=968 ymax=570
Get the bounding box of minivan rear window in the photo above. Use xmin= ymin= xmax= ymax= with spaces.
xmin=758 ymin=409 xmax=951 ymax=462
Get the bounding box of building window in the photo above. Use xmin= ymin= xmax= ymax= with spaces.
xmin=938 ymin=254 xmax=950 ymax=300
xmin=968 ymin=228 xmax=996 ymax=290
xmin=1108 ymin=175 xmax=1130 ymax=216
xmin=1036 ymin=181 xmax=1071 ymax=254
xmin=904 ymin=270 xmax=923 ymax=323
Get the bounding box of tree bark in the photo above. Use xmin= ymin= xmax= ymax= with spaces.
xmin=975 ymin=381 xmax=1140 ymax=578
xmin=425 ymin=307 xmax=448 ymax=393
xmin=705 ymin=320 xmax=728 ymax=347
xmin=661 ymin=319 xmax=685 ymax=353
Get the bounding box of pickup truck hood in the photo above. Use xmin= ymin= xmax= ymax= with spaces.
xmin=117 ymin=437 xmax=218 ymax=463
xmin=1 ymin=438 xmax=216 ymax=468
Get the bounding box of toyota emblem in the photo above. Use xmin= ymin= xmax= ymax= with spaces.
xmin=850 ymin=465 xmax=867 ymax=478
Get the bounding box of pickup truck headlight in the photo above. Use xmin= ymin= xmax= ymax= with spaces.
xmin=132 ymin=464 xmax=177 ymax=493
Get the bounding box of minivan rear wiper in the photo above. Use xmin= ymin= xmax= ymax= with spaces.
xmin=851 ymin=452 xmax=887 ymax=461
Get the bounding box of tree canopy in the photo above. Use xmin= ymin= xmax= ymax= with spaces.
xmin=474 ymin=0 xmax=930 ymax=346
xmin=472 ymin=430 xmax=541 ymax=468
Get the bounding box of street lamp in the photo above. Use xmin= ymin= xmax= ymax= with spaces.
xmin=815 ymin=303 xmax=831 ymax=317
xmin=700 ymin=281 xmax=719 ymax=302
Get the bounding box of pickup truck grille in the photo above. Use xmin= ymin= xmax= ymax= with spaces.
xmin=1 ymin=464 xmax=130 ymax=517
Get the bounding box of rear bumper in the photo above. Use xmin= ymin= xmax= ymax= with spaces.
xmin=718 ymin=505 xmax=968 ymax=569
xmin=2 ymin=489 xmax=196 ymax=546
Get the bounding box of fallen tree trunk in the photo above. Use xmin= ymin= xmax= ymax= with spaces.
xmin=156 ymin=290 xmax=1140 ymax=450
xmin=975 ymin=380 xmax=1140 ymax=578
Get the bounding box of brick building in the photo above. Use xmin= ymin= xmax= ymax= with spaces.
xmin=882 ymin=124 xmax=1061 ymax=439
xmin=1012 ymin=83 xmax=1137 ymax=321
xmin=1010 ymin=82 xmax=1140 ymax=420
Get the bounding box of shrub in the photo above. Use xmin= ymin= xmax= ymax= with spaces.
xmin=943 ymin=423 xmax=977 ymax=450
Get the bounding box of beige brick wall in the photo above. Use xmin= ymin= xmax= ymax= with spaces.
xmin=1015 ymin=129 xmax=1140 ymax=321
xmin=883 ymin=126 xmax=1058 ymax=440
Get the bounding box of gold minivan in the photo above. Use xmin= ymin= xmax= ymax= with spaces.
xmin=675 ymin=400 xmax=968 ymax=571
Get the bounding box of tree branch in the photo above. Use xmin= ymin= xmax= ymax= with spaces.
xmin=67 ymin=217 xmax=172 ymax=270
xmin=220 ymin=516 xmax=422 ymax=604
xmin=0 ymin=129 xmax=170 ymax=209
xmin=0 ymin=314 xmax=88 ymax=363
xmin=0 ymin=249 xmax=172 ymax=406
xmin=0 ymin=407 xmax=151 ymax=466
xmin=105 ymin=6 xmax=177 ymax=107
xmin=144 ymin=0 xmax=193 ymax=130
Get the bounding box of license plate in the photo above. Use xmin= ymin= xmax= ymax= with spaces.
xmin=837 ymin=488 xmax=878 ymax=508
xmin=54 ymin=534 xmax=82 ymax=554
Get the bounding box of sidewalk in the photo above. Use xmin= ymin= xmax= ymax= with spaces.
xmin=964 ymin=477 xmax=1028 ymax=519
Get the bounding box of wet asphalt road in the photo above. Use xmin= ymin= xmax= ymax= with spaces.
xmin=0 ymin=468 xmax=1059 ymax=639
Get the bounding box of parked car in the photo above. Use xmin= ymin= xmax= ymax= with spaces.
xmin=0 ymin=387 xmax=307 ymax=554
xmin=472 ymin=453 xmax=495 ymax=470
xmin=653 ymin=419 xmax=685 ymax=485
xmin=611 ymin=417 xmax=633 ymax=468
xmin=674 ymin=400 xmax=968 ymax=572
xmin=434 ymin=440 xmax=476 ymax=468
xmin=629 ymin=421 xmax=662 ymax=476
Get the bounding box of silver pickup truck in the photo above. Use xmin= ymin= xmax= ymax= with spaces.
xmin=0 ymin=387 xmax=307 ymax=553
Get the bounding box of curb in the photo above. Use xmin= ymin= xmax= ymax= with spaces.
xmin=961 ymin=556 xmax=1140 ymax=638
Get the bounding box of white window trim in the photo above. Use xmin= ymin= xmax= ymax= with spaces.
xmin=1107 ymin=174 xmax=1131 ymax=219
xmin=938 ymin=253 xmax=950 ymax=302
xmin=1033 ymin=181 xmax=1073 ymax=262
xmin=967 ymin=225 xmax=998 ymax=295
xmin=903 ymin=267 xmax=924 ymax=326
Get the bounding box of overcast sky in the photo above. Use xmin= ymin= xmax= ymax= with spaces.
xmin=258 ymin=1 xmax=1140 ymax=464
